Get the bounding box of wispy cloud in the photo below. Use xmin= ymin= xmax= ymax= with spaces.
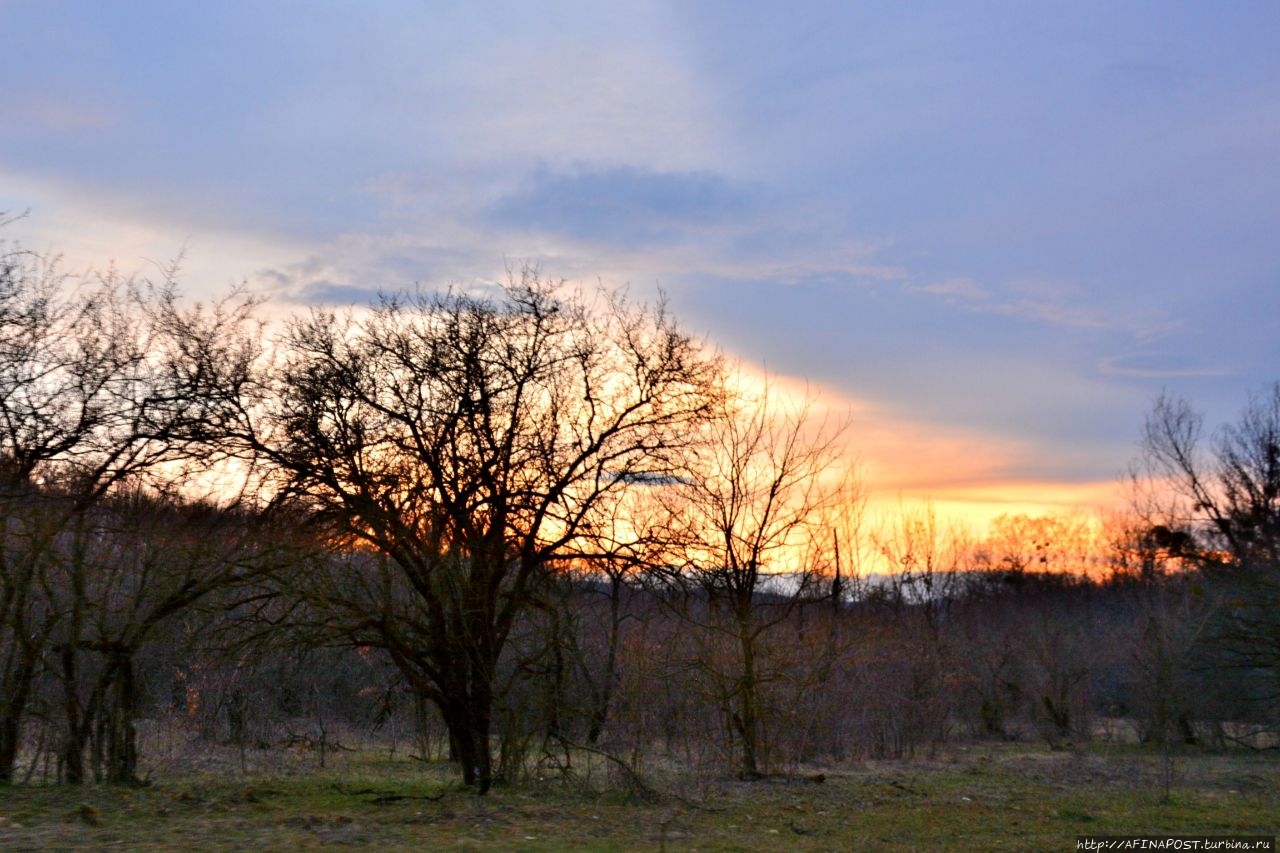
xmin=992 ymin=296 xmax=1110 ymax=330
xmin=1096 ymin=353 xmax=1229 ymax=379
xmin=916 ymin=277 xmax=991 ymax=302
xmin=913 ymin=275 xmax=1112 ymax=330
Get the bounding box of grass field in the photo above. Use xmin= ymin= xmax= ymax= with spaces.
xmin=0 ymin=741 xmax=1276 ymax=851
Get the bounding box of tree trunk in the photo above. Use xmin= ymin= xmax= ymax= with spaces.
xmin=0 ymin=652 xmax=37 ymax=784
xmin=586 ymin=573 xmax=623 ymax=745
xmin=469 ymin=713 xmax=494 ymax=794
xmin=105 ymin=652 xmax=140 ymax=785
xmin=0 ymin=572 xmax=43 ymax=785
xmin=59 ymin=646 xmax=87 ymax=785
xmin=0 ymin=710 xmax=23 ymax=785
xmin=438 ymin=676 xmax=496 ymax=794
xmin=735 ymin=622 xmax=763 ymax=779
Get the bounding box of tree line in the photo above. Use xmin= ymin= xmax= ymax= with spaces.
xmin=1 ymin=233 xmax=1276 ymax=791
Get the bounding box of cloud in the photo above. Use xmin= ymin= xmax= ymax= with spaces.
xmin=282 ymin=281 xmax=383 ymax=307
xmin=0 ymin=171 xmax=304 ymax=299
xmin=723 ymin=362 xmax=1127 ymax=534
xmin=1097 ymin=353 xmax=1229 ymax=379
xmin=992 ymin=296 xmax=1109 ymax=330
xmin=488 ymin=164 xmax=757 ymax=247
xmin=912 ymin=274 xmax=1118 ymax=331
xmin=916 ymin=277 xmax=991 ymax=302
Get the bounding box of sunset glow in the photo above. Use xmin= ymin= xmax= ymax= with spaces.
xmin=4 ymin=6 xmax=1278 ymax=817
xmin=3 ymin=3 xmax=1276 ymax=531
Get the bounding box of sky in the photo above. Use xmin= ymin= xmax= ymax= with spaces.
xmin=2 ymin=1 xmax=1278 ymax=530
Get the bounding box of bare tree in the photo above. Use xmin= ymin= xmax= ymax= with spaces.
xmin=555 ymin=475 xmax=675 ymax=749
xmin=979 ymin=513 xmax=1101 ymax=580
xmin=869 ymin=503 xmax=970 ymax=754
xmin=65 ymin=490 xmax=286 ymax=784
xmin=0 ymin=237 xmax=260 ymax=784
xmin=650 ymin=374 xmax=851 ymax=778
xmin=873 ymin=503 xmax=968 ymax=626
xmin=1141 ymin=384 xmax=1280 ymax=714
xmin=1143 ymin=387 xmax=1280 ymax=568
xmin=237 ymin=273 xmax=720 ymax=792
xmin=0 ymin=477 xmax=60 ymax=783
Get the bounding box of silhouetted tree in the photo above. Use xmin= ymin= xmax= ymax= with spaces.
xmin=1142 ymin=385 xmax=1280 ymax=714
xmin=235 ymin=273 xmax=720 ymax=792
xmin=649 ymin=375 xmax=850 ymax=778
xmin=0 ymin=235 xmax=259 ymax=784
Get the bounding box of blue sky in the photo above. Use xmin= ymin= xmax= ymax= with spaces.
xmin=3 ymin=1 xmax=1278 ymax=523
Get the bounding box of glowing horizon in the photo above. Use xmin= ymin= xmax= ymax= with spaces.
xmin=721 ymin=361 xmax=1126 ymax=539
xmin=3 ymin=3 xmax=1274 ymax=527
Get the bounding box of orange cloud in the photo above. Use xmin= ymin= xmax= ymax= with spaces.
xmin=726 ymin=362 xmax=1125 ymax=535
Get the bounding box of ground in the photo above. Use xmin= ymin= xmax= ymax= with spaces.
xmin=0 ymin=742 xmax=1276 ymax=851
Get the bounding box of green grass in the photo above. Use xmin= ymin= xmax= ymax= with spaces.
xmin=0 ymin=744 xmax=1276 ymax=851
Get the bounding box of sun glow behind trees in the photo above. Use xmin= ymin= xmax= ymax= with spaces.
xmin=718 ymin=360 xmax=1126 ymax=545
xmin=1 ymin=207 xmax=1126 ymax=539
xmin=5 ymin=230 xmax=1234 ymax=794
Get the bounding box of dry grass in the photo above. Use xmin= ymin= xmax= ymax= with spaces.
xmin=0 ymin=740 xmax=1276 ymax=851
